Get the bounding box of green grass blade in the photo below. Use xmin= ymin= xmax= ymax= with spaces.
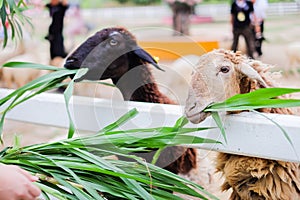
xmin=0 ymin=73 xmax=71 ymax=142
xmin=80 ymin=80 xmax=116 ymax=87
xmin=225 ymin=88 xmax=300 ymax=103
xmin=173 ymin=116 xmax=189 ymax=129
xmin=63 ymin=68 xmax=88 ymax=138
xmin=205 ymin=88 xmax=300 ymax=112
xmin=35 ymin=182 xmax=69 ymax=200
xmin=0 ymin=69 xmax=75 ymax=106
xmin=206 ymin=99 xmax=300 ymax=112
xmin=251 ymin=110 xmax=298 ymax=157
xmin=211 ymin=112 xmax=227 ymax=143
xmin=3 ymin=61 xmax=65 ymax=71
xmin=3 ymin=78 xmax=65 ymax=112
xmin=71 ymin=148 xmax=155 ymax=200
xmin=151 ymin=147 xmax=164 ymax=165
xmin=0 ymin=4 xmax=8 ymax=47
xmin=99 ymin=108 xmax=139 ymax=133
xmin=63 ymin=81 xmax=76 ymax=139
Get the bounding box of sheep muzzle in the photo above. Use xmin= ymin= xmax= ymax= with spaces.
xmin=184 ymin=88 xmax=211 ymax=124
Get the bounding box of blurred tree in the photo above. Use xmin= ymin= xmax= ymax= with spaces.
xmin=0 ymin=0 xmax=30 ymax=47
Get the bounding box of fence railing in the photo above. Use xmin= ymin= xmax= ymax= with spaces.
xmin=82 ymin=2 xmax=300 ymax=22
xmin=1 ymin=88 xmax=300 ymax=163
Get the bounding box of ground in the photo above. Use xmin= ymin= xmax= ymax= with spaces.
xmin=0 ymin=7 xmax=300 ymax=200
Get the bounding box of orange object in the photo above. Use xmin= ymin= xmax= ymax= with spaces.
xmin=138 ymin=40 xmax=219 ymax=60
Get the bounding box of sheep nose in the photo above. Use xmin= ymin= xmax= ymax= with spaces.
xmin=66 ymin=58 xmax=75 ymax=64
xmin=186 ymin=102 xmax=197 ymax=112
xmin=64 ymin=58 xmax=79 ymax=69
xmin=184 ymin=96 xmax=198 ymax=119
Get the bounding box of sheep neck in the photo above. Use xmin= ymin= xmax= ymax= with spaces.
xmin=111 ymin=58 xmax=173 ymax=104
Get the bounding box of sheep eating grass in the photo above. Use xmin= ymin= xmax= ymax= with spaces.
xmin=185 ymin=49 xmax=300 ymax=200
xmin=63 ymin=27 xmax=197 ymax=175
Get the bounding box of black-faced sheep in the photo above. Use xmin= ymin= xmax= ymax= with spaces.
xmin=184 ymin=49 xmax=300 ymax=200
xmin=63 ymin=27 xmax=197 ymax=174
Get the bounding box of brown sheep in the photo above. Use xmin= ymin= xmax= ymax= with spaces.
xmin=184 ymin=49 xmax=300 ymax=200
xmin=63 ymin=27 xmax=197 ymax=174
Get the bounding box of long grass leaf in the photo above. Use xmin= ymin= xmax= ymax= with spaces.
xmin=205 ymin=88 xmax=300 ymax=112
xmin=3 ymin=61 xmax=65 ymax=71
xmin=173 ymin=116 xmax=189 ymax=129
xmin=35 ymin=182 xmax=69 ymax=200
xmin=0 ymin=4 xmax=8 ymax=47
xmin=63 ymin=68 xmax=88 ymax=138
xmin=251 ymin=110 xmax=299 ymax=159
xmin=0 ymin=70 xmax=75 ymax=106
xmin=99 ymin=108 xmax=139 ymax=133
xmin=206 ymin=99 xmax=300 ymax=112
xmin=71 ymin=148 xmax=155 ymax=200
xmin=211 ymin=112 xmax=227 ymax=143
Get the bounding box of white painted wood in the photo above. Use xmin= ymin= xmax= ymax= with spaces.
xmin=1 ymin=88 xmax=300 ymax=163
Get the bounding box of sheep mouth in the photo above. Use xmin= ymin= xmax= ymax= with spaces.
xmin=185 ymin=102 xmax=211 ymax=124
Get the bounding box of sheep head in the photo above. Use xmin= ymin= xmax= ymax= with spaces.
xmin=185 ymin=49 xmax=268 ymax=124
xmin=64 ymin=27 xmax=161 ymax=81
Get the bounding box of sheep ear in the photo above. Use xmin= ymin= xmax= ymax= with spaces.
xmin=237 ymin=62 xmax=268 ymax=88
xmin=133 ymin=48 xmax=165 ymax=71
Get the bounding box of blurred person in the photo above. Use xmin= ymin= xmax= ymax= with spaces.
xmin=45 ymin=0 xmax=69 ymax=60
xmin=230 ymin=0 xmax=259 ymax=58
xmin=0 ymin=164 xmax=41 ymax=200
xmin=167 ymin=0 xmax=201 ymax=36
xmin=252 ymin=0 xmax=268 ymax=56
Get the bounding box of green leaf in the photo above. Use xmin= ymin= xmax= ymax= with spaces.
xmin=251 ymin=110 xmax=296 ymax=153
xmin=80 ymin=80 xmax=116 ymax=88
xmin=3 ymin=61 xmax=65 ymax=71
xmin=211 ymin=112 xmax=227 ymax=143
xmin=0 ymin=72 xmax=72 ymax=142
xmin=35 ymin=182 xmax=69 ymax=200
xmin=0 ymin=4 xmax=8 ymax=47
xmin=205 ymin=88 xmax=300 ymax=112
xmin=63 ymin=68 xmax=88 ymax=138
xmin=0 ymin=69 xmax=75 ymax=106
xmin=99 ymin=108 xmax=139 ymax=133
xmin=173 ymin=116 xmax=189 ymax=129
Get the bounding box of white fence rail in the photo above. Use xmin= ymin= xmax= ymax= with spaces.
xmin=1 ymin=88 xmax=300 ymax=163
xmin=82 ymin=2 xmax=300 ymax=22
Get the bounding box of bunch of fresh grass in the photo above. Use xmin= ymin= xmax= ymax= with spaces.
xmin=0 ymin=108 xmax=219 ymax=200
xmin=0 ymin=62 xmax=220 ymax=199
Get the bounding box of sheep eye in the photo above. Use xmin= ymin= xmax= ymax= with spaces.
xmin=109 ymin=39 xmax=118 ymax=46
xmin=220 ymin=66 xmax=230 ymax=73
